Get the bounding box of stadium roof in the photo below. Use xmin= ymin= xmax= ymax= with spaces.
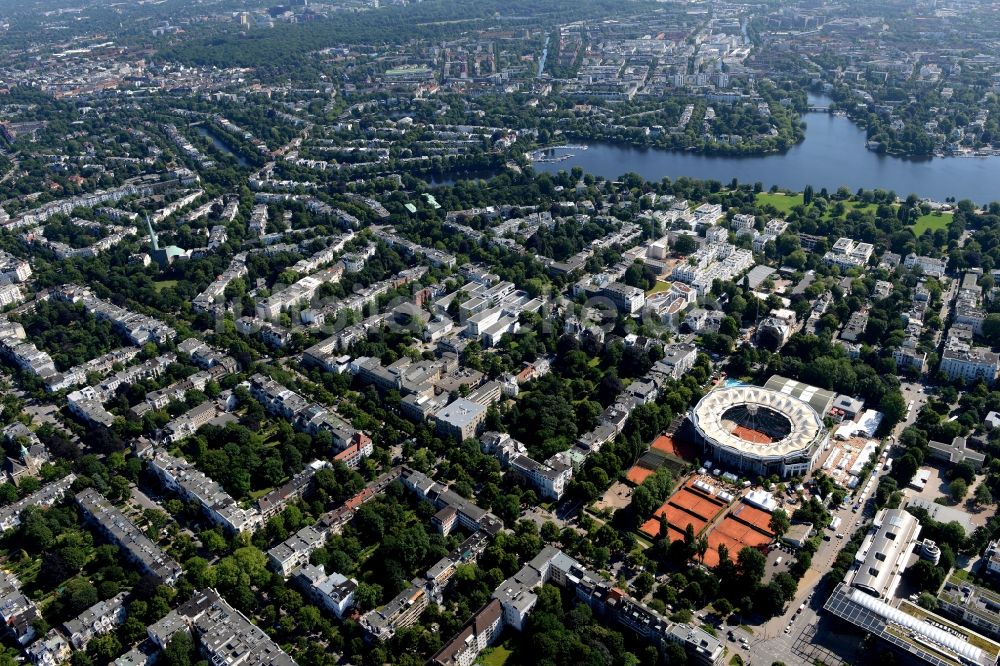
xmin=763 ymin=375 xmax=837 ymax=415
xmin=691 ymin=385 xmax=826 ymax=461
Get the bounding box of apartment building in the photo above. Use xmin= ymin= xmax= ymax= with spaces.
xmin=147 ymin=450 xmax=262 ymax=535
xmin=76 ymin=488 xmax=183 ymax=585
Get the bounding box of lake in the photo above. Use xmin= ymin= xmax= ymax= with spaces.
xmin=532 ymin=97 xmax=1000 ymax=203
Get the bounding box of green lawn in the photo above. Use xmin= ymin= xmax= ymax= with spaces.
xmin=633 ymin=533 xmax=655 ymax=550
xmin=477 ymin=644 xmax=513 ymax=666
xmin=757 ymin=192 xmax=885 ymax=221
xmin=755 ymin=192 xmax=804 ymax=214
xmin=646 ymin=280 xmax=672 ymax=296
xmin=153 ymin=279 xmax=179 ymax=293
xmin=248 ymin=486 xmax=275 ymax=501
xmin=840 ymin=201 xmax=879 ymax=217
xmin=911 ymin=211 xmax=953 ymax=236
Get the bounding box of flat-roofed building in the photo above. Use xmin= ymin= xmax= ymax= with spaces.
xmin=825 ymin=584 xmax=1000 ymax=666
xmin=434 ymin=398 xmax=487 ymax=440
xmin=927 ymin=436 xmax=985 ymax=470
xmin=938 ymin=575 xmax=1000 ymax=641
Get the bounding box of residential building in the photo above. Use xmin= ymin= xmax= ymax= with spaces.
xmin=940 ymin=346 xmax=1000 ymax=384
xmin=480 ymin=432 xmax=573 ymax=500
xmin=269 ymin=525 xmax=328 ymax=577
xmin=601 ymin=282 xmax=645 ymax=315
xmin=27 ymin=630 xmax=71 ymax=666
xmin=53 ymin=285 xmax=176 ymax=345
xmin=0 ymin=251 xmax=31 ymax=282
xmin=429 ymin=600 xmax=504 ymax=666
xmin=147 ymin=450 xmax=262 ymax=534
xmin=0 ymin=568 xmax=38 ymax=645
xmin=76 ymin=488 xmax=183 ymax=585
xmin=0 ymin=473 xmax=76 ymax=531
xmin=147 ymin=588 xmax=297 ymax=665
xmin=656 ymin=343 xmax=698 ymax=379
xmin=361 ymin=582 xmax=429 ymax=641
xmin=904 ymin=253 xmax=947 ymax=277
xmin=294 ymin=564 xmax=357 ymax=618
xmin=63 ymin=592 xmax=127 ymax=650
xmin=823 ymin=237 xmax=874 ymax=269
xmin=841 ymin=311 xmax=869 ymax=342
xmin=893 ymin=338 xmax=928 ymax=374
xmin=434 ymin=398 xmax=488 ymax=440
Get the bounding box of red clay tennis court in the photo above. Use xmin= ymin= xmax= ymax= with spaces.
xmin=701 ymin=503 xmax=776 ymax=566
xmin=730 ymin=503 xmax=775 ymax=532
xmin=639 ymin=517 xmax=689 ymax=541
xmin=660 ymin=505 xmax=707 ymax=533
xmin=669 ymin=487 xmax=726 ymax=521
xmin=731 ymin=425 xmax=773 ymax=444
xmin=650 ymin=434 xmax=700 ymax=461
xmin=638 ymin=481 xmax=728 ymax=539
xmin=626 ymin=466 xmax=654 ymax=486
xmin=703 ymin=530 xmax=742 ymax=567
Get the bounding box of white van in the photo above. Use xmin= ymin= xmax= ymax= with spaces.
xmin=774 ymin=557 xmax=783 ymax=566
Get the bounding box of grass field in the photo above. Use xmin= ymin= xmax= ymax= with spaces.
xmin=153 ymin=279 xmax=179 ymax=292
xmin=646 ymin=280 xmax=672 ymax=296
xmin=911 ymin=211 xmax=953 ymax=236
xmin=840 ymin=201 xmax=879 ymax=217
xmin=756 ymin=192 xmax=804 ymax=214
xmin=478 ymin=644 xmax=513 ymax=666
xmin=757 ymin=192 xmax=889 ymax=222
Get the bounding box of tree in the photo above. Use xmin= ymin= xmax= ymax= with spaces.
xmin=917 ymin=592 xmax=939 ymax=611
xmin=907 ymin=560 xmax=945 ymax=592
xmin=633 ymin=571 xmax=655 ymax=599
xmin=737 ymin=547 xmax=767 ymax=586
xmin=879 ymin=391 xmax=906 ymax=431
xmin=949 ymin=478 xmax=968 ymax=503
xmin=673 ymin=234 xmax=698 ymax=255
xmin=696 ymin=535 xmax=709 ymax=563
xmin=86 ymin=633 xmax=121 ymax=663
xmin=353 ymin=582 xmax=382 ymax=611
xmin=975 ymin=484 xmax=993 ymax=508
xmin=984 ymin=313 xmax=1000 ymax=346
xmin=714 ymin=598 xmax=733 ymax=617
xmin=162 ymin=631 xmax=195 ymax=666
xmin=773 ymin=571 xmax=798 ymax=600
xmin=761 ymin=581 xmax=788 ymax=615
xmin=769 ymin=509 xmax=791 ymax=538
